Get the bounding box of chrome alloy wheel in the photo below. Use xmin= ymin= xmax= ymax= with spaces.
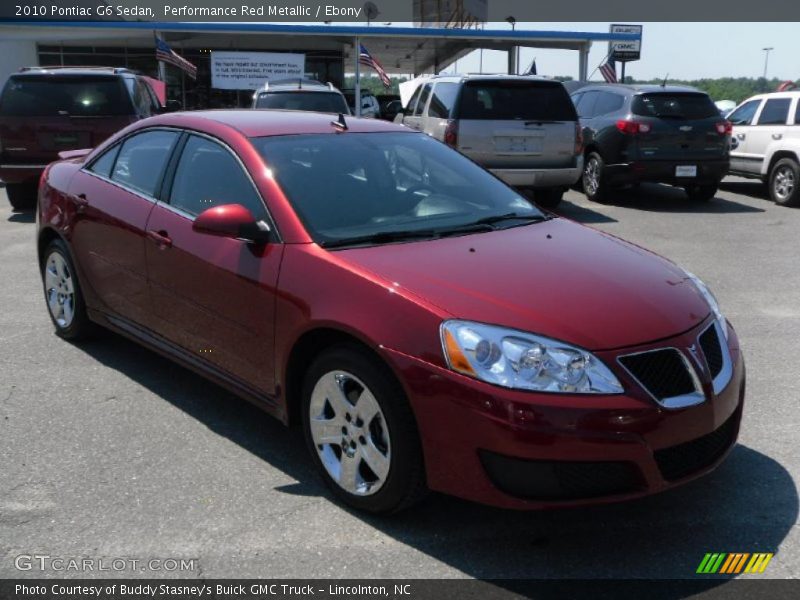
xmin=584 ymin=157 xmax=600 ymax=196
xmin=773 ymin=165 xmax=796 ymax=201
xmin=44 ymin=252 xmax=75 ymax=329
xmin=308 ymin=370 xmax=391 ymax=496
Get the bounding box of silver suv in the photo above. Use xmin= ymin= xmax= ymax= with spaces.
xmin=252 ymin=78 xmax=350 ymax=115
xmin=395 ymin=74 xmax=583 ymax=207
xmin=728 ymin=90 xmax=800 ymax=206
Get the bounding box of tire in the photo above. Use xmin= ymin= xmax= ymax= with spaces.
xmin=6 ymin=183 xmax=37 ymax=211
xmin=532 ymin=187 xmax=564 ymax=209
xmin=768 ymin=158 xmax=800 ymax=207
xmin=582 ymin=152 xmax=609 ymax=202
xmin=41 ymin=239 xmax=93 ymax=341
xmin=684 ymin=184 xmax=718 ymax=202
xmin=301 ymin=344 xmax=427 ymax=514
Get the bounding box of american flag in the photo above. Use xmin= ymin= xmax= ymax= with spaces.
xmin=155 ymin=38 xmax=197 ymax=80
xmin=358 ymin=44 xmax=391 ymax=88
xmin=599 ymin=58 xmax=617 ymax=83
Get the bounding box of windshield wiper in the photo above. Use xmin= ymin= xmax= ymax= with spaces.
xmin=472 ymin=212 xmax=552 ymax=226
xmin=320 ymin=229 xmax=441 ymax=249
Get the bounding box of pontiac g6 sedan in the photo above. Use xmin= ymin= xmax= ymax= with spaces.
xmin=37 ymin=110 xmax=745 ymax=513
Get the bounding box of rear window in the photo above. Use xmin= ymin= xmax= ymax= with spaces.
xmin=457 ymin=81 xmax=576 ymax=121
xmin=0 ymin=75 xmax=132 ymax=117
xmin=255 ymin=91 xmax=348 ymax=114
xmin=631 ymin=93 xmax=718 ymax=119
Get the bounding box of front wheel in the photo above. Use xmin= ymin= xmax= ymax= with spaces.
xmin=684 ymin=184 xmax=718 ymax=202
xmin=769 ymin=158 xmax=800 ymax=207
xmin=302 ymin=345 xmax=427 ymax=514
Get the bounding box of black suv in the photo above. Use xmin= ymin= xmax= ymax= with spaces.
xmin=571 ymin=84 xmax=731 ymax=202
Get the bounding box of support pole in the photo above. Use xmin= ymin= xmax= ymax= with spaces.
xmin=621 ymin=61 xmax=626 ymax=84
xmin=354 ymin=36 xmax=361 ymax=117
xmin=507 ymin=47 xmax=517 ymax=75
xmin=155 ymin=31 xmax=166 ymax=82
xmin=578 ymin=43 xmax=591 ymax=82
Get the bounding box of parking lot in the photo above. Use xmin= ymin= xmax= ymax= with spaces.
xmin=1 ymin=179 xmax=798 ymax=581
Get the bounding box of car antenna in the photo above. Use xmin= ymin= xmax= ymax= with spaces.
xmin=661 ymin=73 xmax=669 ymax=88
xmin=331 ymin=113 xmax=348 ymax=131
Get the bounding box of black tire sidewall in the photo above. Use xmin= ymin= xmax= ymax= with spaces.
xmin=6 ymin=183 xmax=37 ymax=211
xmin=301 ymin=345 xmax=425 ymax=514
xmin=770 ymin=158 xmax=800 ymax=207
xmin=42 ymin=239 xmax=91 ymax=340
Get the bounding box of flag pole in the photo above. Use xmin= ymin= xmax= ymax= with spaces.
xmin=587 ymin=48 xmax=616 ymax=81
xmin=155 ymin=31 xmax=166 ymax=82
xmin=354 ymin=36 xmax=361 ymax=117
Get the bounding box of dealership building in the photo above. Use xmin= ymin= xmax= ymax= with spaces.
xmin=0 ymin=21 xmax=640 ymax=109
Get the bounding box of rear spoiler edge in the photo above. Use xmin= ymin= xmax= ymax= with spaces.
xmin=58 ymin=148 xmax=92 ymax=161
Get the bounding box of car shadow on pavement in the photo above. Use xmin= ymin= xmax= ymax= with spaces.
xmin=77 ymin=333 xmax=797 ymax=593
xmin=598 ymin=183 xmax=765 ymax=214
xmin=551 ymin=199 xmax=618 ymax=224
xmin=718 ymin=180 xmax=771 ymax=202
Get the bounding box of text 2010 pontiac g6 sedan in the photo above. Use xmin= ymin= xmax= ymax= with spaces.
xmin=37 ymin=110 xmax=745 ymax=513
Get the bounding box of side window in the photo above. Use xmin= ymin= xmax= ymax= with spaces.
xmin=575 ymin=91 xmax=598 ymax=118
xmin=727 ymin=99 xmax=761 ymax=126
xmin=141 ymin=80 xmax=161 ymax=112
xmin=169 ymin=135 xmax=265 ymax=218
xmin=88 ymin=144 xmax=120 ymax=178
xmin=111 ymin=130 xmax=178 ymax=197
xmin=413 ymin=84 xmax=432 ymax=116
xmin=795 ymin=100 xmax=800 ymax=125
xmin=427 ymin=82 xmax=459 ymax=118
xmin=405 ymin=86 xmax=423 ymax=115
xmin=571 ymin=92 xmax=584 ymax=108
xmin=593 ymin=92 xmax=624 ymax=116
xmin=757 ymin=98 xmax=791 ymax=125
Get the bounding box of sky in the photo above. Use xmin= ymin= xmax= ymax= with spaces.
xmin=335 ymin=22 xmax=799 ymax=81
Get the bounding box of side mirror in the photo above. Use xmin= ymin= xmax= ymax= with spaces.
xmin=161 ymin=99 xmax=182 ymax=113
xmin=192 ymin=204 xmax=271 ymax=244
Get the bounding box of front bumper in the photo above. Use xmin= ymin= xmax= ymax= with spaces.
xmin=383 ymin=318 xmax=744 ymax=509
xmin=490 ymin=157 xmax=583 ymax=189
xmin=603 ymin=158 xmax=729 ymax=187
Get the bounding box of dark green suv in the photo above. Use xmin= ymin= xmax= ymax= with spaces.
xmin=571 ymin=84 xmax=731 ymax=202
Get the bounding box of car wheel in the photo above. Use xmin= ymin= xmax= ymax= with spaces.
xmin=769 ymin=158 xmax=800 ymax=207
xmin=41 ymin=239 xmax=93 ymax=340
xmin=302 ymin=345 xmax=427 ymax=514
xmin=532 ymin=188 xmax=564 ymax=209
xmin=6 ymin=183 xmax=37 ymax=211
xmin=583 ymin=152 xmax=608 ymax=202
xmin=684 ymin=184 xmax=718 ymax=202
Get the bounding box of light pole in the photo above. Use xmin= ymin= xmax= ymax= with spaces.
xmin=506 ymin=16 xmax=518 ymax=74
xmin=762 ymin=47 xmax=773 ymax=80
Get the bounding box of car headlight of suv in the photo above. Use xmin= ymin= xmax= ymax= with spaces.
xmin=440 ymin=320 xmax=623 ymax=394
xmin=684 ymin=270 xmax=728 ymax=340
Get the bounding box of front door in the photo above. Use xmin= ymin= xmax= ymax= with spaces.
xmin=144 ymin=133 xmax=282 ymax=397
xmin=727 ymin=98 xmax=763 ymax=175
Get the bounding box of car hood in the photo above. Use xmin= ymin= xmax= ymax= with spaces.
xmin=336 ymin=218 xmax=710 ymax=351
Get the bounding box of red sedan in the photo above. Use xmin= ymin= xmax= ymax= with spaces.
xmin=37 ymin=110 xmax=745 ymax=513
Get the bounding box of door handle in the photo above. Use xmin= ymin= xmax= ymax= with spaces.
xmin=772 ymin=133 xmax=783 ymax=140
xmin=736 ymin=133 xmax=746 ymax=140
xmin=147 ymin=229 xmax=172 ymax=249
xmin=75 ymin=193 xmax=88 ymax=212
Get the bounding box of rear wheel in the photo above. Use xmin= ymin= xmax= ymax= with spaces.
xmin=41 ymin=239 xmax=93 ymax=340
xmin=302 ymin=345 xmax=427 ymax=514
xmin=684 ymin=184 xmax=718 ymax=202
xmin=769 ymin=158 xmax=800 ymax=207
xmin=583 ymin=152 xmax=609 ymax=202
xmin=531 ymin=187 xmax=564 ymax=209
xmin=6 ymin=183 xmax=37 ymax=211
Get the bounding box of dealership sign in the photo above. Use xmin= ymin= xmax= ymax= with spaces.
xmin=608 ymin=24 xmax=642 ymax=62
xmin=211 ymin=51 xmax=306 ymax=90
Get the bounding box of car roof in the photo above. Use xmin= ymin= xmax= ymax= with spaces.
xmin=428 ymin=73 xmax=555 ymax=84
xmin=13 ymin=66 xmax=134 ymax=78
xmin=573 ymin=83 xmax=704 ymax=95
xmin=255 ymin=78 xmax=340 ymax=94
xmin=151 ymin=109 xmax=411 ymax=137
xmin=737 ymin=90 xmax=800 ymax=102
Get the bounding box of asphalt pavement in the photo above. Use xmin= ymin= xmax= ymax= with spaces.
xmin=0 ymin=179 xmax=798 ymax=584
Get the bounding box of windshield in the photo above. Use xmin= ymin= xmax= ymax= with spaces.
xmin=0 ymin=75 xmax=132 ymax=116
xmin=252 ymin=132 xmax=546 ymax=247
xmin=631 ymin=93 xmax=718 ymax=119
xmin=457 ymin=81 xmax=577 ymax=121
xmin=255 ymin=91 xmax=349 ymax=114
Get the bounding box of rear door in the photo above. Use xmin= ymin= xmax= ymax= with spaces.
xmin=0 ymin=74 xmax=136 ymax=167
xmin=744 ymin=96 xmax=793 ymax=174
xmin=727 ymin=98 xmax=763 ymax=174
xmin=454 ymin=79 xmax=577 ymax=169
xmin=145 ymin=133 xmax=282 ymax=396
xmin=628 ymin=92 xmax=728 ymax=164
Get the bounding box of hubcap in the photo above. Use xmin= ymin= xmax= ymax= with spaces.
xmin=309 ymin=371 xmax=391 ymax=496
xmin=774 ymin=166 xmax=795 ymax=200
xmin=44 ymin=252 xmax=75 ymax=328
xmin=584 ymin=158 xmax=600 ymax=195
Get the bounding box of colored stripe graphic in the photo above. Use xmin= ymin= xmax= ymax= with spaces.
xmin=697 ymin=552 xmax=774 ymax=574
xmin=697 ymin=553 xmax=726 ymax=573
xmin=744 ymin=553 xmax=774 ymax=573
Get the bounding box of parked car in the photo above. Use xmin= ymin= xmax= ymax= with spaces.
xmin=252 ymin=78 xmax=350 ymax=115
xmin=394 ymin=74 xmax=582 ymax=208
xmin=0 ymin=66 xmax=171 ymax=211
xmin=342 ymin=89 xmax=381 ymax=118
xmin=38 ymin=110 xmax=744 ymax=514
xmin=727 ymin=91 xmax=800 ymax=206
xmin=375 ymin=93 xmax=401 ymax=120
xmin=571 ymin=84 xmax=731 ymax=202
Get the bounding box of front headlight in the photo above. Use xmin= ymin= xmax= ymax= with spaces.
xmin=440 ymin=320 xmax=623 ymax=394
xmin=684 ymin=271 xmax=728 ymax=340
